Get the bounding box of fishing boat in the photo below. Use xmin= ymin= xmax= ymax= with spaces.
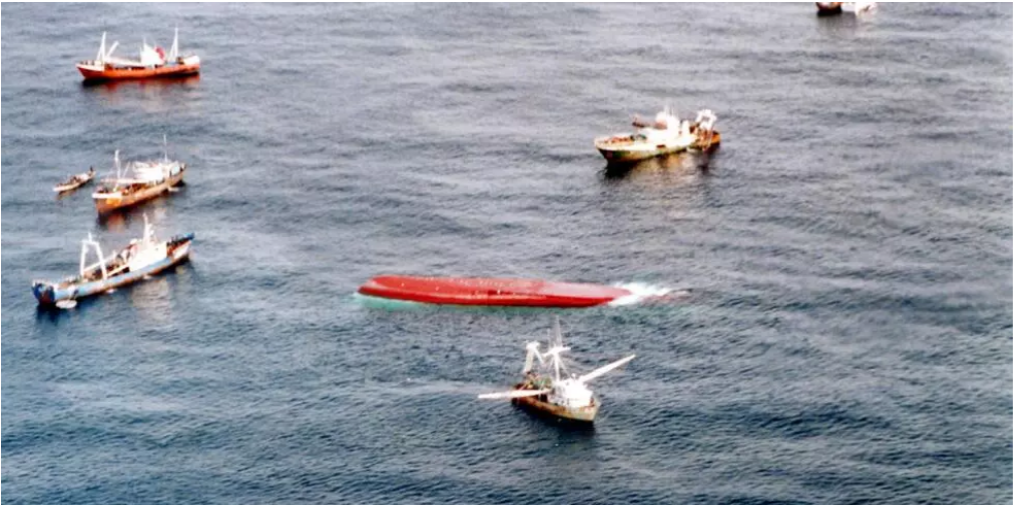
xmin=816 ymin=2 xmax=876 ymax=15
xmin=53 ymin=167 xmax=96 ymax=193
xmin=358 ymin=275 xmax=635 ymax=308
xmin=32 ymin=214 xmax=194 ymax=306
xmin=92 ymin=141 xmax=187 ymax=214
xmin=478 ymin=318 xmax=635 ymax=423
xmin=76 ymin=28 xmax=200 ymax=82
xmin=595 ymin=107 xmax=720 ymax=164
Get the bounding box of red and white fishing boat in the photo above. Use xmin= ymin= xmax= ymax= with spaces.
xmin=358 ymin=275 xmax=637 ymax=308
xmin=76 ymin=28 xmax=200 ymax=82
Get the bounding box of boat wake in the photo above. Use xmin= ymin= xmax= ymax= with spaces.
xmin=607 ymin=282 xmax=688 ymax=306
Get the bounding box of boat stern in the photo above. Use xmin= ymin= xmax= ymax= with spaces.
xmin=693 ymin=130 xmax=722 ymax=151
xmin=92 ymin=190 xmax=126 ymax=213
xmin=32 ymin=281 xmax=57 ymax=305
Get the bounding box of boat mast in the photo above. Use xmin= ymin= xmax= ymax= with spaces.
xmin=523 ymin=342 xmax=539 ymax=373
xmin=168 ymin=27 xmax=179 ymax=61
xmin=96 ymin=32 xmax=107 ymax=63
xmin=163 ymin=134 xmax=169 ymax=163
xmin=552 ymin=350 xmax=561 ymax=382
xmin=113 ymin=149 xmax=123 ymax=190
xmin=550 ymin=317 xmax=565 ymax=382
xmin=80 ymin=233 xmax=109 ymax=280
xmin=142 ymin=213 xmax=155 ymax=243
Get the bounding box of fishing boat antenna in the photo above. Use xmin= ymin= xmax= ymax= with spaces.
xmin=163 ymin=134 xmax=169 ymax=162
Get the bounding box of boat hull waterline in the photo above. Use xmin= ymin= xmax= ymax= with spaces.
xmin=77 ymin=62 xmax=201 ymax=82
xmin=358 ymin=276 xmax=633 ymax=308
xmin=597 ymin=131 xmax=722 ymax=163
xmin=33 ymin=234 xmax=193 ymax=306
xmin=512 ymin=394 xmax=599 ymax=422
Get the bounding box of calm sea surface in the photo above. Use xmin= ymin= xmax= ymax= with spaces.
xmin=2 ymin=3 xmax=1012 ymax=504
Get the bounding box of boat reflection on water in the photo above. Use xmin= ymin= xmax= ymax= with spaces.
xmin=129 ymin=269 xmax=177 ymax=327
xmin=519 ymin=404 xmax=598 ymax=433
xmin=96 ymin=188 xmax=177 ymax=231
xmin=35 ymin=295 xmax=95 ymax=324
xmin=81 ymin=74 xmax=201 ymax=113
xmin=81 ymin=73 xmax=201 ymax=92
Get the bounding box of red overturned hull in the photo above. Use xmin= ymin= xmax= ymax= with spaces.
xmin=358 ymin=275 xmax=632 ymax=308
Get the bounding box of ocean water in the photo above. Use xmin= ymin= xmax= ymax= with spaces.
xmin=2 ymin=3 xmax=1011 ymax=504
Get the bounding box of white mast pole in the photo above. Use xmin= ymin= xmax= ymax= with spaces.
xmin=523 ymin=348 xmax=535 ymax=374
xmin=96 ymin=32 xmax=107 ymax=62
xmin=169 ymin=26 xmax=179 ymax=61
xmin=143 ymin=213 xmax=153 ymax=242
xmin=80 ymin=235 xmax=90 ymax=276
xmin=96 ymin=242 xmax=108 ymax=280
xmin=114 ymin=150 xmax=123 ymax=190
xmin=106 ymin=41 xmax=119 ymax=61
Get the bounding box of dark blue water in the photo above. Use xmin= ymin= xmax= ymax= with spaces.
xmin=2 ymin=3 xmax=1011 ymax=504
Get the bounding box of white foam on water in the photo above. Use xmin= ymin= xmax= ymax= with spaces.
xmin=55 ymin=300 xmax=78 ymax=309
xmin=607 ymin=282 xmax=675 ymax=306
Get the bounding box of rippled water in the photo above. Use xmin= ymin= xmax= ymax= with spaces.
xmin=2 ymin=3 xmax=1012 ymax=504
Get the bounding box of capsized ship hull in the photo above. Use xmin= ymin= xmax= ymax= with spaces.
xmin=358 ymin=275 xmax=632 ymax=308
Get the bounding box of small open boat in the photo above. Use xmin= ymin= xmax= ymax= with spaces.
xmin=32 ymin=214 xmax=194 ymax=306
xmin=53 ymin=167 xmax=96 ymax=193
xmin=358 ymin=275 xmax=635 ymax=308
xmin=92 ymin=139 xmax=187 ymax=215
xmin=595 ymin=107 xmax=720 ymax=164
xmin=76 ymin=28 xmax=200 ymax=83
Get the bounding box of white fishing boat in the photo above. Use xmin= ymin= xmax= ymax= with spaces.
xmin=478 ymin=318 xmax=635 ymax=423
xmin=595 ymin=107 xmax=720 ymax=164
xmin=32 ymin=214 xmax=194 ymax=306
xmin=92 ymin=138 xmax=187 ymax=214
